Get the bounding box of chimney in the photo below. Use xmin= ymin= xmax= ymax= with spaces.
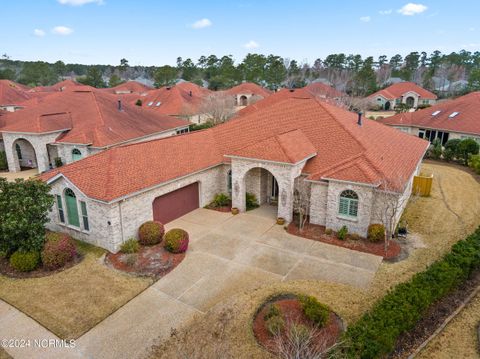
xmin=357 ymin=111 xmax=363 ymax=126
xmin=117 ymin=99 xmax=122 ymax=111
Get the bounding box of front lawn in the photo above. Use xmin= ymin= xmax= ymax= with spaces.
xmin=0 ymin=240 xmax=152 ymax=339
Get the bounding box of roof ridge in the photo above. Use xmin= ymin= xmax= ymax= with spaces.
xmin=90 ymin=91 xmax=105 ymax=126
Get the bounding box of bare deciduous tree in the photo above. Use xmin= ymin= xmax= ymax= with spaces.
xmin=372 ymin=177 xmax=419 ymax=253
xmin=293 ymin=177 xmax=311 ymax=231
xmin=200 ymin=92 xmax=236 ymax=125
xmin=334 ymin=95 xmax=377 ymax=113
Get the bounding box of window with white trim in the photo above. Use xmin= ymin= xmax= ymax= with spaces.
xmin=338 ymin=190 xmax=359 ymax=218
xmin=56 ymin=195 xmax=65 ymax=223
xmin=80 ymin=201 xmax=89 ymax=231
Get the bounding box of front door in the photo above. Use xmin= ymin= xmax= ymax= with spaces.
xmin=270 ymin=176 xmax=279 ymax=204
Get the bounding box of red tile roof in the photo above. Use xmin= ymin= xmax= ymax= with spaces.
xmin=303 ymin=82 xmax=343 ymax=98
xmin=369 ymin=82 xmax=437 ymax=100
xmin=138 ymin=82 xmax=211 ymax=115
xmin=29 ymin=79 xmax=83 ymax=93
xmin=0 ymin=80 xmax=31 ymax=105
xmin=41 ymin=94 xmax=428 ymax=201
xmin=103 ymin=81 xmax=153 ymax=94
xmin=377 ymin=91 xmax=480 ymax=136
xmin=237 ymin=88 xmax=310 ymax=116
xmin=224 ymin=82 xmax=272 ymax=98
xmin=0 ymin=89 xmax=189 ymax=147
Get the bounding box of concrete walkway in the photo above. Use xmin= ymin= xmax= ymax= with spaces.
xmin=0 ymin=169 xmax=39 ymax=182
xmin=1 ymin=206 xmax=382 ymax=359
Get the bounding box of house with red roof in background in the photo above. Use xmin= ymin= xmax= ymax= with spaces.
xmin=368 ymin=82 xmax=437 ymax=110
xmin=0 ymin=88 xmax=189 ymax=173
xmin=377 ymin=91 xmax=480 ymax=145
xmin=39 ymin=90 xmax=428 ymax=253
xmin=0 ymin=80 xmax=32 ymax=112
xmin=224 ymin=82 xmax=271 ymax=107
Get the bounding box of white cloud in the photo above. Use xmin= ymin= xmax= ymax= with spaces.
xmin=33 ymin=29 xmax=46 ymax=37
xmin=57 ymin=0 xmax=103 ymax=5
xmin=190 ymin=18 xmax=212 ymax=29
xmin=360 ymin=16 xmax=371 ymax=22
xmin=379 ymin=9 xmax=392 ymax=15
xmin=243 ymin=40 xmax=260 ymax=49
xmin=52 ymin=26 xmax=74 ymax=35
xmin=398 ymin=3 xmax=428 ymax=16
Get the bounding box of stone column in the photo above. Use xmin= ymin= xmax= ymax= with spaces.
xmin=3 ymin=137 xmax=20 ymax=172
xmin=231 ymin=175 xmax=246 ymax=212
xmin=277 ymin=179 xmax=294 ymax=222
xmin=34 ymin=143 xmax=50 ymax=173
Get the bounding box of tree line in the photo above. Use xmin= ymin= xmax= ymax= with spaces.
xmin=1 ymin=50 xmax=480 ymax=96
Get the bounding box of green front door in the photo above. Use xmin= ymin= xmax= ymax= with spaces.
xmin=65 ymin=190 xmax=80 ymax=227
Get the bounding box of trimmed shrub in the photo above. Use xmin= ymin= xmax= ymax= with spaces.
xmin=120 ymin=238 xmax=140 ymax=254
xmin=138 ymin=221 xmax=164 ymax=246
xmin=368 ymin=223 xmax=386 ymax=242
xmin=266 ymin=315 xmax=285 ymax=336
xmin=41 ymin=232 xmax=77 ymax=270
xmin=212 ymin=193 xmax=230 ymax=207
xmin=350 ymin=233 xmax=362 ymax=241
xmin=458 ymin=138 xmax=480 ymax=165
xmin=325 ymin=228 xmax=333 ymax=235
xmin=246 ymin=192 xmax=259 ymax=210
xmin=299 ymin=295 xmax=330 ymax=327
xmin=264 ymin=303 xmax=281 ymax=321
xmin=337 ymin=225 xmax=348 ymax=240
xmin=469 ymin=154 xmax=480 ymax=174
xmin=9 ymin=251 xmax=40 ymax=272
xmin=342 ymin=227 xmax=480 ymax=358
xmin=164 ymin=228 xmax=189 ymax=253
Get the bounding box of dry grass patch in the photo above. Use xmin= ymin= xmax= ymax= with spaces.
xmin=0 ymin=241 xmax=151 ymax=339
xmin=417 ymin=290 xmax=480 ymax=359
xmin=149 ymin=163 xmax=480 ymax=358
xmin=0 ymin=348 xmax=12 ymax=359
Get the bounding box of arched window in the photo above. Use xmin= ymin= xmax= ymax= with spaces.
xmin=72 ymin=148 xmax=82 ymax=162
xmin=64 ymin=188 xmax=80 ymax=227
xmin=227 ymin=170 xmax=232 ymax=195
xmin=15 ymin=143 xmax=22 ymax=160
xmin=339 ymin=190 xmax=359 ymax=217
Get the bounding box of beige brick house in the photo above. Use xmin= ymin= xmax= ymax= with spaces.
xmin=41 ymin=89 xmax=428 ymax=253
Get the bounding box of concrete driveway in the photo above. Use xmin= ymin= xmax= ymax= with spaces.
xmin=74 ymin=206 xmax=382 ymax=359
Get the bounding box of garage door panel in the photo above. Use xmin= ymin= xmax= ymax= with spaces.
xmin=153 ymin=182 xmax=199 ymax=224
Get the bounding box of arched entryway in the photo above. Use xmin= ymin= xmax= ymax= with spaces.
xmin=12 ymin=138 xmax=38 ymax=171
xmin=405 ymin=96 xmax=415 ymax=108
xmin=239 ymin=95 xmax=248 ymax=106
xmin=384 ymin=101 xmax=391 ymax=110
xmin=243 ymin=167 xmax=280 ymax=217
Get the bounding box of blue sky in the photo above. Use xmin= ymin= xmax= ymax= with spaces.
xmin=1 ymin=0 xmax=479 ymax=66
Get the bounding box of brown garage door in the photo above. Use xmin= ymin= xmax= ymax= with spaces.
xmin=152 ymin=182 xmax=199 ymax=224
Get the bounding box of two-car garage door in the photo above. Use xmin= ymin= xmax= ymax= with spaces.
xmin=152 ymin=182 xmax=199 ymax=224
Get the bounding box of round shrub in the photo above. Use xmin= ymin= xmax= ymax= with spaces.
xmin=41 ymin=232 xmax=77 ymax=270
xmin=9 ymin=251 xmax=40 ymax=272
xmin=368 ymin=223 xmax=386 ymax=242
xmin=120 ymin=238 xmax=140 ymax=254
xmin=164 ymin=228 xmax=189 ymax=253
xmin=138 ymin=221 xmax=164 ymax=246
xmin=299 ymin=295 xmax=330 ymax=327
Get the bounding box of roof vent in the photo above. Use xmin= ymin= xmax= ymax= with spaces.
xmin=432 ymin=110 xmax=441 ymax=116
xmin=449 ymin=112 xmax=459 ymax=118
xmin=289 ymin=89 xmax=295 ymax=93
xmin=166 ymin=86 xmax=171 ymax=90
xmin=189 ymin=90 xmax=192 ymax=97
xmin=117 ymin=100 xmax=122 ymax=111
xmin=357 ymin=111 xmax=363 ymax=126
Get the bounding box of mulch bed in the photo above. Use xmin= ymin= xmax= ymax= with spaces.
xmin=204 ymin=204 xmax=232 ymax=213
xmin=0 ymin=254 xmax=83 ymax=279
xmin=287 ymin=222 xmax=401 ymax=259
xmin=105 ymin=243 xmax=185 ymax=279
xmin=389 ymin=270 xmax=480 ymax=358
xmin=253 ymin=294 xmax=343 ymax=355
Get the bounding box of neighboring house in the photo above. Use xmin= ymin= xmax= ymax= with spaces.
xmin=138 ymin=82 xmax=212 ymax=124
xmin=0 ymin=88 xmax=190 ymax=173
xmin=102 ymin=80 xmax=152 ymax=95
xmin=369 ymin=82 xmax=437 ymax=110
xmin=377 ymin=91 xmax=480 ymax=145
xmin=224 ymin=82 xmax=271 ymax=107
xmin=0 ymin=80 xmax=32 ymax=112
xmin=40 ymin=92 xmax=428 ymax=253
xmin=29 ymin=79 xmax=83 ymax=93
xmin=303 ymin=82 xmax=343 ymax=99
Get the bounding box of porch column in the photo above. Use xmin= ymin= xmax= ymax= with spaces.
xmin=277 ymin=180 xmax=294 ymax=222
xmin=34 ymin=143 xmax=50 ymax=173
xmin=3 ymin=137 xmax=20 ymax=172
xmin=231 ymin=175 xmax=246 ymax=212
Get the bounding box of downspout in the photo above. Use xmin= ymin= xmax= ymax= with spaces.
xmin=118 ymin=200 xmax=125 ymax=244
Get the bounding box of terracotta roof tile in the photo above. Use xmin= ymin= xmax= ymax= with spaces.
xmin=224 ymin=82 xmax=271 ymax=98
xmin=369 ymin=82 xmax=437 ymax=100
xmin=0 ymin=80 xmax=31 ymax=105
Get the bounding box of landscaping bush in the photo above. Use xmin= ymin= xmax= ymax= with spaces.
xmin=264 ymin=303 xmax=281 ymax=321
xmin=164 ymin=228 xmax=189 ymax=253
xmin=9 ymin=251 xmax=40 ymax=272
xmin=41 ymin=232 xmax=77 ymax=270
xmin=342 ymin=227 xmax=480 ymax=358
xmin=325 ymin=228 xmax=333 ymax=235
xmin=368 ymin=223 xmax=386 ymax=242
xmin=444 ymin=139 xmax=461 ymax=161
xmin=138 ymin=221 xmax=164 ymax=245
xmin=120 ymin=238 xmax=140 ymax=254
xmin=299 ymin=295 xmax=330 ymax=328
xmin=266 ymin=315 xmax=285 ymax=336
xmin=337 ymin=225 xmax=348 ymax=240
xmin=469 ymin=154 xmax=480 ymax=174
xmin=457 ymin=138 xmax=480 ymax=165
xmin=0 ymin=151 xmax=7 ymax=171
xmin=350 ymin=233 xmax=362 ymax=241
xmin=246 ymin=192 xmax=259 ymax=210
xmin=212 ymin=193 xmax=230 ymax=207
